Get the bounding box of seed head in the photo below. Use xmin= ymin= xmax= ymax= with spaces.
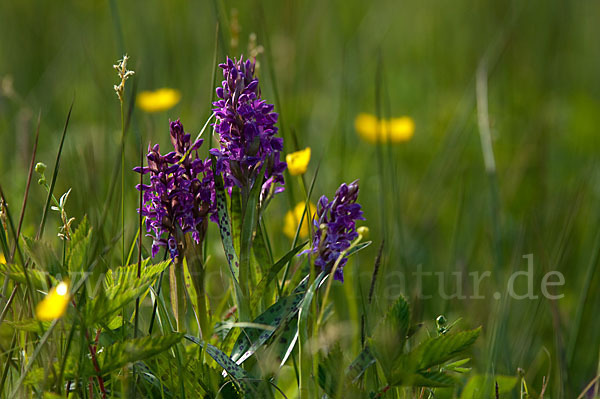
xmin=113 ymin=54 xmax=135 ymax=103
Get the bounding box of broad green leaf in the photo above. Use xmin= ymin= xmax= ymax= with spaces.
xmin=67 ymin=215 xmax=91 ymax=272
xmin=318 ymin=344 xmax=344 ymax=397
xmin=251 ymin=242 xmax=308 ymax=311
xmin=5 ymin=319 xmax=52 ymax=333
xmin=298 ymin=272 xmax=327 ymax=346
xmin=134 ymin=361 xmax=173 ymax=398
xmin=442 ymin=357 xmax=471 ymax=372
xmin=230 ymin=292 xmax=304 ymax=364
xmin=413 ymin=327 xmax=481 ymax=371
xmin=263 ymin=315 xmax=299 ymax=367
xmin=183 ymin=260 xmax=199 ymax=312
xmin=460 ymin=374 xmax=518 ymax=399
xmin=346 ymin=241 xmax=372 ymax=257
xmin=21 ymin=235 xmax=60 ymax=274
xmin=410 ymin=371 xmax=457 ymax=388
xmin=185 ymin=334 xmax=254 ymax=395
xmin=252 ymin=221 xmax=272 ymax=276
xmin=230 ymin=187 xmax=242 ymax=255
xmin=239 ymin=168 xmax=264 ymax=297
xmin=212 ymin=166 xmax=248 ymax=320
xmin=104 ymin=258 xmax=166 ymax=287
xmin=214 ymin=172 xmax=240 ymax=281
xmin=85 ymin=261 xmax=169 ymax=324
xmin=97 ymin=333 xmax=184 ymax=374
xmin=0 ymin=262 xmax=58 ymax=291
xmin=346 ymin=347 xmax=376 ymax=383
xmin=220 ymin=323 xmax=242 ymax=356
xmin=371 ymin=295 xmax=410 ymax=373
xmin=69 ymin=215 xmax=89 ymax=250
xmin=298 ymin=272 xmax=327 ymax=397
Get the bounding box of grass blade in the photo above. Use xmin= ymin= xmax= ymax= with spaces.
xmin=37 ymin=98 xmax=74 ymax=240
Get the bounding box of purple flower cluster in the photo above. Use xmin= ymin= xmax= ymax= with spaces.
xmin=308 ymin=180 xmax=364 ymax=282
xmin=210 ymin=56 xmax=286 ymax=198
xmin=134 ymin=120 xmax=216 ymax=259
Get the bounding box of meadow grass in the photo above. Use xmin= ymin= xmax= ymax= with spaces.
xmin=0 ymin=0 xmax=599 ymax=397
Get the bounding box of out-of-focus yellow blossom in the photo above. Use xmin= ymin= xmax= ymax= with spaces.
xmin=283 ymin=202 xmax=316 ymax=239
xmin=354 ymin=113 xmax=415 ymax=144
xmin=0 ymin=253 xmax=5 ymax=264
xmin=36 ymin=281 xmax=70 ymax=321
xmin=286 ymin=147 xmax=311 ymax=176
xmin=137 ymin=88 xmax=181 ymax=113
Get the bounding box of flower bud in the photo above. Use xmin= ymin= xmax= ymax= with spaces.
xmin=436 ymin=315 xmax=447 ymax=327
xmin=357 ymin=226 xmax=369 ymax=239
xmin=35 ymin=162 xmax=47 ymax=174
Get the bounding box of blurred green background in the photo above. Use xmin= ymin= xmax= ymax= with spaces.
xmin=1 ymin=0 xmax=599 ymax=397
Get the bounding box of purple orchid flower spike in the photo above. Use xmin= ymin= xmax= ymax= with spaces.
xmin=210 ymin=56 xmax=286 ymax=200
xmin=134 ymin=119 xmax=216 ymax=260
xmin=306 ymin=180 xmax=365 ymax=282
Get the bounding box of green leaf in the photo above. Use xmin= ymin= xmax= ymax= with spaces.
xmin=230 ymin=292 xmax=304 ymax=364
xmin=460 ymin=374 xmax=518 ymax=399
xmin=5 ymin=319 xmax=53 ymax=333
xmin=346 ymin=240 xmax=372 ymax=257
xmin=185 ymin=334 xmax=255 ymax=395
xmin=97 ymin=333 xmax=184 ymax=375
xmin=263 ymin=315 xmax=299 ymax=367
xmin=298 ymin=272 xmax=327 ymax=346
xmin=183 ymin=260 xmax=199 ymax=315
xmin=230 ymin=187 xmax=242 ymax=255
xmin=371 ymin=295 xmax=411 ymax=374
xmin=21 ymin=235 xmax=60 ymax=274
xmin=410 ymin=371 xmax=457 ymax=388
xmin=66 ymin=216 xmax=91 ymax=272
xmin=85 ymin=260 xmax=169 ymax=324
xmin=250 ymin=241 xmax=308 ymax=311
xmin=0 ymin=222 xmax=10 ymax=267
xmin=318 ymin=344 xmax=345 ymax=396
xmin=442 ymin=357 xmax=471 ymax=372
xmin=0 ymin=262 xmax=58 ymax=291
xmin=239 ymin=168 xmax=264 ymax=296
xmin=214 ymin=172 xmax=240 ymax=282
xmin=212 ymin=165 xmax=248 ymax=321
xmin=346 ymin=347 xmax=376 ymax=383
xmin=413 ymin=327 xmax=481 ymax=371
xmin=251 ymin=221 xmax=271 ymax=280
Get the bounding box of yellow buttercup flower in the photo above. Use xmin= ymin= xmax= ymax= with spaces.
xmin=286 ymin=147 xmax=311 ymax=176
xmin=283 ymin=202 xmax=316 ymax=239
xmin=354 ymin=113 xmax=415 ymax=144
xmin=36 ymin=281 xmax=70 ymax=321
xmin=137 ymin=88 xmax=181 ymax=113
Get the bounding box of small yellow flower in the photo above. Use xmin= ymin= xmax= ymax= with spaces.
xmin=0 ymin=253 xmax=5 ymax=264
xmin=286 ymin=147 xmax=311 ymax=176
xmin=36 ymin=281 xmax=70 ymax=321
xmin=283 ymin=202 xmax=316 ymax=239
xmin=354 ymin=113 xmax=415 ymax=144
xmin=137 ymin=88 xmax=181 ymax=113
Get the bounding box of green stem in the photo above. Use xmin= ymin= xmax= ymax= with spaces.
xmin=314 ymin=234 xmax=363 ymax=331
xmin=299 ymin=266 xmax=317 ymax=399
xmin=185 ymin=237 xmax=210 ymax=340
xmin=170 ymin=261 xmax=187 ymax=332
xmin=239 ymin=186 xmax=250 ymax=299
xmin=120 ymin=101 xmax=126 ymax=267
xmin=195 ymin=273 xmax=210 ymax=340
